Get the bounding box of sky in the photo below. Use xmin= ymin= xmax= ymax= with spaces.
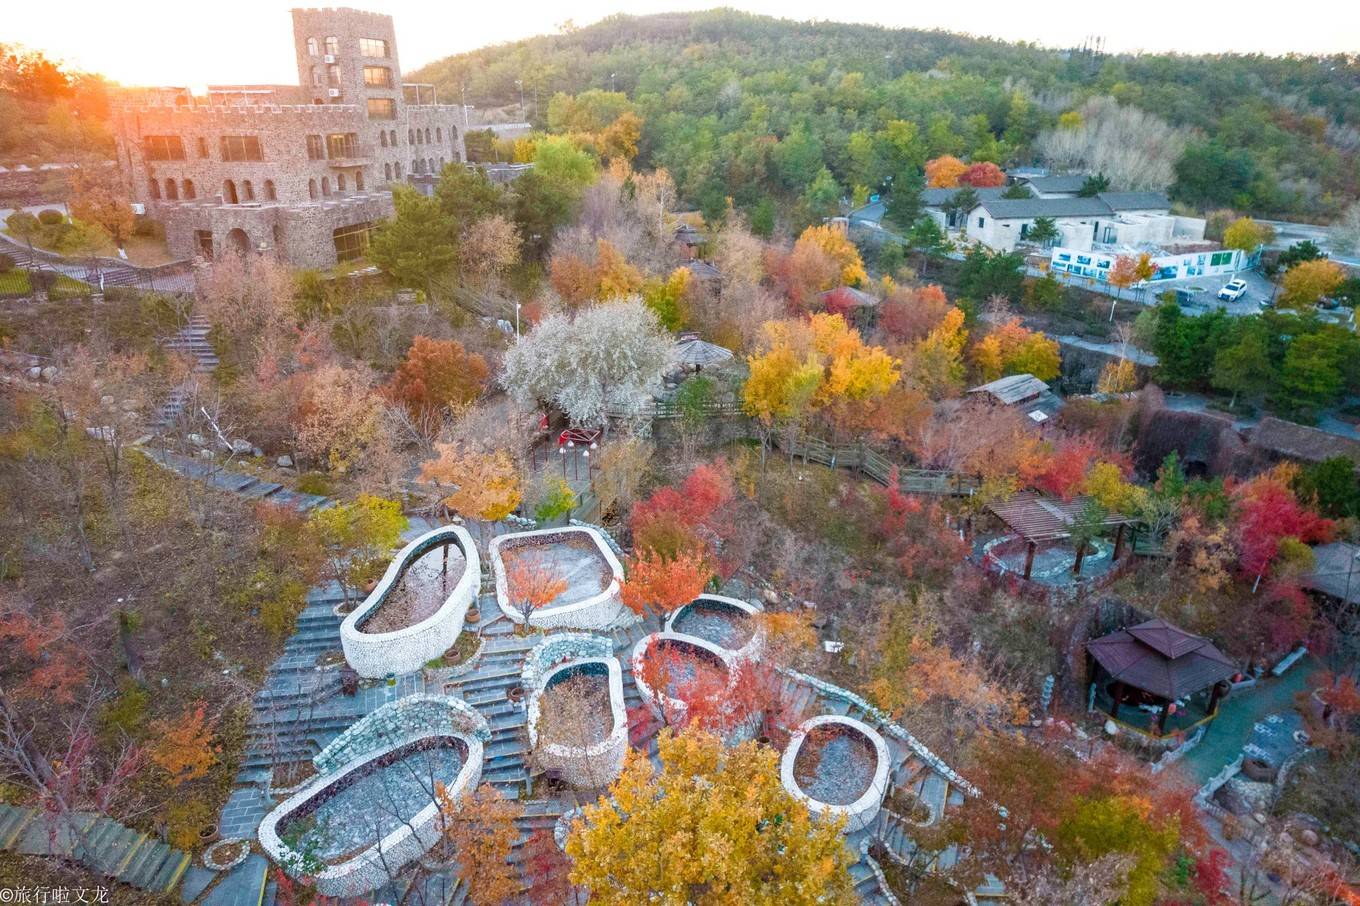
xmin=9 ymin=0 xmax=1359 ymax=87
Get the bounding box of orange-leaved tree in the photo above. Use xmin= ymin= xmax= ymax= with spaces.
xmin=925 ymin=154 xmax=968 ymax=188
xmin=420 ymin=442 xmax=522 ymax=523
xmin=620 ymin=547 xmax=711 ymax=628
xmin=149 ymin=703 xmax=220 ymax=787
xmin=387 ymin=336 xmax=489 ymax=430
xmin=438 ymin=782 xmax=523 ymax=906
xmin=506 ymin=559 xmax=569 ymax=628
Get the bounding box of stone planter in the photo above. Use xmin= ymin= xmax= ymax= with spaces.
xmin=630 ymin=631 xmax=735 ymax=723
xmin=341 ymin=525 xmax=480 ymax=679
xmin=527 ymin=657 xmax=628 ymax=789
xmin=259 ymin=696 xmax=488 ymax=899
xmin=780 ymin=715 xmax=890 ymax=834
xmin=664 ymin=594 xmax=764 ymax=662
xmin=202 ymin=838 xmax=250 ymax=871
xmin=489 ymin=527 xmax=625 ymax=630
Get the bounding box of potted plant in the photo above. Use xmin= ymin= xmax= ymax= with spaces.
xmin=465 ymin=607 xmax=481 ymax=625
xmin=508 ymin=684 xmax=526 ymax=704
xmin=198 ymin=823 xmax=220 ymax=846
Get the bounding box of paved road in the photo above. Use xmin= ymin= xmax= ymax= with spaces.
xmin=1162 ymin=390 xmax=1360 ymax=440
xmin=1261 ymin=219 xmax=1359 ymax=268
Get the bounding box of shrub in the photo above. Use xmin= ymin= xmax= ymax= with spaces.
xmin=533 ymin=477 xmax=578 ymax=522
xmin=165 ymin=798 xmax=215 ymax=851
xmin=260 ymin=579 xmax=308 ymax=640
xmin=99 ymin=678 xmax=149 ymax=743
xmin=0 ymin=254 xmax=13 ymax=273
xmin=296 ymin=472 xmax=334 ymax=496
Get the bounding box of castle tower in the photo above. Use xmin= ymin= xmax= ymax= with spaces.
xmin=291 ymin=7 xmax=403 ymax=123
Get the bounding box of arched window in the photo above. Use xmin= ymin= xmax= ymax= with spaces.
xmin=264 ymin=180 xmax=277 ymax=201
xmin=309 ymin=179 xmax=318 ymax=199
xmin=448 ymin=125 xmax=457 ymax=140
xmin=327 ymin=64 xmax=341 ymax=88
xmin=242 ymin=180 xmax=255 ymax=201
xmin=321 ymin=177 xmax=330 ymax=196
xmin=273 ymin=224 xmax=282 ymax=248
xmin=395 ymin=161 xmax=402 ymax=179
xmin=306 ymin=37 xmax=320 ymax=56
xmin=355 ymin=170 xmax=364 ymax=191
xmin=389 ymin=129 xmax=397 ymax=146
xmin=311 ymin=66 xmax=323 ymax=87
xmin=384 ymin=162 xmax=392 ymax=181
xmin=424 ymin=128 xmax=431 ymax=144
xmin=183 ymin=179 xmax=195 ymax=199
xmin=148 ymin=178 xmax=161 ymax=200
xmin=223 ymin=179 xmax=238 ymax=204
xmin=439 ymin=156 xmax=445 ymax=168
xmin=436 ymin=127 xmax=442 ymax=143
xmin=380 ymin=131 xmax=387 ymax=148
xmin=408 ymin=128 xmax=415 ymax=145
xmin=165 ymin=179 xmax=179 ymax=200
xmin=412 ymin=158 xmax=419 ymax=174
xmin=324 ymin=36 xmax=338 ymax=56
xmin=337 ymin=173 xmax=346 ymax=192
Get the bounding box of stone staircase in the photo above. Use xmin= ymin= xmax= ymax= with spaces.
xmin=152 ymin=315 xmax=217 ymax=433
xmin=0 ymin=803 xmax=191 ymax=895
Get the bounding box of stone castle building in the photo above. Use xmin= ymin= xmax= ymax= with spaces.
xmin=112 ymin=8 xmax=470 ymax=267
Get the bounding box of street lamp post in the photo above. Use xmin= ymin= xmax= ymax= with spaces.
xmin=515 ymin=301 xmax=521 ymax=336
xmin=558 ymin=444 xmax=566 ymax=478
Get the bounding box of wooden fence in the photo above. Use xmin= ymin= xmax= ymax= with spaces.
xmin=772 ymin=434 xmax=979 ymax=497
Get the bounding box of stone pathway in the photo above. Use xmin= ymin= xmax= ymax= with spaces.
xmin=0 ymin=803 xmax=191 ymax=895
xmin=1176 ymin=658 xmax=1313 ymax=788
xmin=141 ymin=447 xmax=333 ymax=512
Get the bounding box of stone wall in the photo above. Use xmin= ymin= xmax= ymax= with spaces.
xmin=663 ymin=594 xmax=765 ymax=663
xmin=314 ymin=693 xmax=490 ymax=775
xmin=340 ymin=524 xmax=479 ymax=679
xmin=520 ymin=632 xmax=615 ymax=693
xmin=630 ymin=631 xmax=736 ymax=722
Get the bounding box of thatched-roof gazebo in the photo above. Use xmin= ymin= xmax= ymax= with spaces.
xmin=1087 ymin=618 xmax=1237 ymax=736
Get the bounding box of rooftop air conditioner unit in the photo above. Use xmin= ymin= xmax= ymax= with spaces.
xmin=328 ymin=88 xmax=341 ymax=98
xmin=323 ymin=54 xmax=335 ymax=64
xmin=130 ymin=203 xmax=146 ymax=216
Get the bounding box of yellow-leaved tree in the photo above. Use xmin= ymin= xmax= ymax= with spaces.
xmin=566 ymin=730 xmax=856 ymax=905
xmin=970 ymin=317 xmax=1061 ymax=382
xmin=794 ymin=223 xmax=868 ymax=288
xmin=420 ymin=443 xmax=522 ymax=522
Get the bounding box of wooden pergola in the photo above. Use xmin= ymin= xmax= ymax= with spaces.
xmin=987 ymin=491 xmax=1139 ymax=579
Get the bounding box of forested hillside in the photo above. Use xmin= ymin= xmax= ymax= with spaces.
xmin=411 ymin=9 xmax=1360 ymax=223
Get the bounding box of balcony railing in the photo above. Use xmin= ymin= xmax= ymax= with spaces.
xmin=326 ymin=143 xmax=374 ymax=166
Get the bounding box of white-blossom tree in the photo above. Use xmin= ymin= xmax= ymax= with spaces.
xmin=501 ymin=297 xmax=671 ymax=433
xmin=1037 ymin=97 xmax=1186 ymax=191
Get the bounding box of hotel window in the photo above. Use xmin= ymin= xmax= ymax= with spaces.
xmin=359 ymin=38 xmax=389 ymax=58
xmin=148 ymin=178 xmax=161 ymax=200
xmin=309 ymin=179 xmax=318 ymax=200
xmin=197 ymin=137 xmax=209 ymax=158
xmin=326 ymin=132 xmax=358 ymax=159
xmin=195 ymin=230 xmax=214 ymax=259
xmin=380 ymin=131 xmax=388 ymax=148
xmin=183 ymin=179 xmax=195 ymax=199
xmin=355 ymin=170 xmax=364 ymax=191
xmin=264 ymin=180 xmax=276 ymax=201
xmin=424 ymin=128 xmax=431 ymax=144
xmin=324 ymin=36 xmax=339 ymax=56
xmin=165 ymin=179 xmax=179 ymax=200
xmin=388 ymin=129 xmax=397 ymax=146
xmin=337 ymin=173 xmax=346 ymax=192
xmin=363 ymin=66 xmax=392 ymax=88
xmin=977 ymin=217 xmax=985 ymax=228
xmin=366 ymin=98 xmax=396 ymax=120
xmin=327 ymin=64 xmax=342 ymax=88
xmin=220 ymin=135 xmax=263 ymax=162
xmin=311 ymin=66 xmax=324 ymax=88
xmin=321 ymin=177 xmax=330 ymax=196
xmin=384 ymin=163 xmax=392 ymax=180
xmin=143 ymin=135 xmax=185 ymax=161
xmin=306 ymin=37 xmax=320 ymax=56
xmin=408 ymin=128 xmax=415 ymax=144
xmin=242 ymin=180 xmax=254 ymax=201
xmin=436 ymin=127 xmax=442 ymax=143
xmin=333 ymin=222 xmax=372 ymax=261
xmin=306 ymin=134 xmax=325 ymax=160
